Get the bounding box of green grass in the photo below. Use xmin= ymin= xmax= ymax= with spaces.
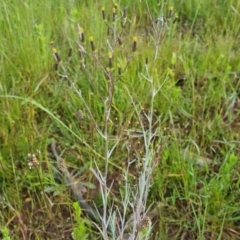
xmin=0 ymin=0 xmax=240 ymax=239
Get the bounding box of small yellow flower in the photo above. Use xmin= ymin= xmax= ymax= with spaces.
xmin=108 ymin=52 xmax=113 ymax=58
xmin=102 ymin=7 xmax=105 ymax=20
xmin=132 ymin=37 xmax=138 ymax=52
xmin=169 ymin=6 xmax=174 ymax=17
xmin=89 ymin=36 xmax=96 ymax=52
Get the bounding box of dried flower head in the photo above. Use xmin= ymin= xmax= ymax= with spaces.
xmin=57 ymin=158 xmax=67 ymax=173
xmin=76 ymin=110 xmax=84 ymax=120
xmin=27 ymin=151 xmax=40 ymax=169
xmin=136 ymin=216 xmax=152 ymax=232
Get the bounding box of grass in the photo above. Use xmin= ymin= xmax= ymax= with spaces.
xmin=0 ymin=0 xmax=240 ymax=239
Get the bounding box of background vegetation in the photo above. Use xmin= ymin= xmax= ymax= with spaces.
xmin=0 ymin=0 xmax=239 ymax=239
